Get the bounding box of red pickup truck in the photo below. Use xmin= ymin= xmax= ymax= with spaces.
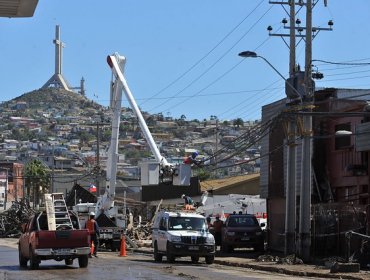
xmin=18 ymin=211 xmax=91 ymax=269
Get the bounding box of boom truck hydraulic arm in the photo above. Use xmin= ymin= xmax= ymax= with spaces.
xmin=96 ymin=53 xmax=191 ymax=216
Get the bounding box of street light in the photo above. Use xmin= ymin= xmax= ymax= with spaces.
xmin=238 ymin=51 xmax=303 ymax=102
xmin=239 ymin=50 xmax=301 ymax=256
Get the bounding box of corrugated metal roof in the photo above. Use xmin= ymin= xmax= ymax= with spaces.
xmin=0 ymin=0 xmax=38 ymax=17
xmin=200 ymin=173 xmax=259 ymax=191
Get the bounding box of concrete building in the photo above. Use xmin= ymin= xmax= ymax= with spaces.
xmin=261 ymin=88 xmax=370 ymax=254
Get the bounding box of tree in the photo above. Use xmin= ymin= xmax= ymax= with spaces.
xmin=24 ymin=159 xmax=50 ymax=209
xmin=233 ymin=118 xmax=244 ymax=128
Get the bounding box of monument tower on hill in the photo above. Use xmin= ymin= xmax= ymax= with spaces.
xmin=42 ymin=25 xmax=71 ymax=91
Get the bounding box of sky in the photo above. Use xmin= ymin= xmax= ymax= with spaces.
xmin=1 ymin=1 xmax=370 ymax=121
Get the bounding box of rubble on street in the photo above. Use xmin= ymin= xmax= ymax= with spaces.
xmin=0 ymin=199 xmax=35 ymax=238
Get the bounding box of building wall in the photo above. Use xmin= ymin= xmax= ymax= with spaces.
xmin=0 ymin=162 xmax=24 ymax=202
xmin=260 ymin=99 xmax=287 ymax=199
xmin=313 ymin=96 xmax=370 ymax=205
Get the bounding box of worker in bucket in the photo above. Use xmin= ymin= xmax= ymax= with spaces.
xmin=86 ymin=212 xmax=100 ymax=258
xmin=181 ymin=194 xmax=194 ymax=210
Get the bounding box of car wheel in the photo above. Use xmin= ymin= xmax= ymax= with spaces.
xmin=29 ymin=247 xmax=39 ymax=270
xmin=191 ymin=256 xmax=199 ymax=263
xmin=65 ymin=258 xmax=73 ymax=265
xmin=205 ymin=255 xmax=215 ymax=264
xmin=153 ymin=242 xmax=162 ymax=262
xmin=18 ymin=246 xmax=27 ymax=268
xmin=166 ymin=242 xmax=175 ymax=263
xmin=78 ymin=255 xmax=89 ymax=268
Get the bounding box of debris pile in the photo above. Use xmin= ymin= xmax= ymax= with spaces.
xmin=0 ymin=199 xmax=35 ymax=238
xmin=126 ymin=222 xmax=152 ymax=247
xmin=276 ymin=254 xmax=303 ymax=265
xmin=257 ymin=254 xmax=303 ymax=265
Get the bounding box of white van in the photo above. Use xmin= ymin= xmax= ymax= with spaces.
xmin=152 ymin=210 xmax=215 ymax=264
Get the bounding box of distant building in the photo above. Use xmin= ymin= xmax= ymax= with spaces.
xmin=0 ymin=162 xmax=24 ymax=202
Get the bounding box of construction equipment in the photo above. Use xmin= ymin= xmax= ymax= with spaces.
xmin=74 ymin=53 xmax=194 ymax=251
xmin=106 ymin=52 xmax=192 ymax=188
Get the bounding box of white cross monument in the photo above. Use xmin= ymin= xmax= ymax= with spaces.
xmin=42 ymin=25 xmax=71 ymax=90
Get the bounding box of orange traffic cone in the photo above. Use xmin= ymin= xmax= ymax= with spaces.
xmin=120 ymin=235 xmax=127 ymax=257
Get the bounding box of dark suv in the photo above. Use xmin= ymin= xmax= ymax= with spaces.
xmin=221 ymin=214 xmax=265 ymax=252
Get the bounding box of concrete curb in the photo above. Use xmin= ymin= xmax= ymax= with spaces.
xmin=213 ymin=259 xmax=364 ymax=280
xmin=132 ymin=248 xmax=367 ymax=280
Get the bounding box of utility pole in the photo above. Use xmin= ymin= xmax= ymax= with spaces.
xmin=51 ymin=145 xmax=55 ymax=193
xmin=215 ymin=119 xmax=219 ymax=177
xmin=285 ymin=0 xmax=297 ymax=256
xmin=268 ymin=0 xmax=298 ymax=256
xmin=268 ymin=0 xmax=332 ymax=259
xmin=96 ymin=122 xmax=101 ymax=196
xmin=90 ymin=121 xmax=110 ymax=196
xmin=299 ymin=0 xmax=313 ymax=262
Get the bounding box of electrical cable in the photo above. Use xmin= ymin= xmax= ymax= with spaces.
xmin=139 ymin=0 xmax=266 ymax=107
xmin=147 ymin=5 xmax=274 ymax=113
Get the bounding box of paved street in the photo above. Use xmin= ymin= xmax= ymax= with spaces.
xmin=0 ymin=239 xmax=335 ymax=280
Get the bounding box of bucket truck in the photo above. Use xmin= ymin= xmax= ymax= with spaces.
xmin=106 ymin=52 xmax=192 ymax=187
xmin=74 ymin=53 xmax=192 ymax=251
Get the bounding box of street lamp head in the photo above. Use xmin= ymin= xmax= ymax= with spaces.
xmin=238 ymin=51 xmax=257 ymax=58
xmin=238 ymin=50 xmax=303 ymax=102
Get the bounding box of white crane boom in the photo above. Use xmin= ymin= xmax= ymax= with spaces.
xmin=107 ymin=53 xmax=169 ymax=167
xmin=96 ymin=52 xmax=191 ymax=216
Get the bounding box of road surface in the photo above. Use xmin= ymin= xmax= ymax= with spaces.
xmin=0 ymin=239 xmax=329 ymax=280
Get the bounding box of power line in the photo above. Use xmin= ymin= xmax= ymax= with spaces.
xmin=146 ymin=5 xmax=274 ymax=113
xmin=139 ymin=0 xmax=266 ymax=107
xmin=312 ymin=59 xmax=370 ymax=66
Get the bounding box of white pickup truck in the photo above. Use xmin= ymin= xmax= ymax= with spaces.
xmin=152 ymin=210 xmax=215 ymax=264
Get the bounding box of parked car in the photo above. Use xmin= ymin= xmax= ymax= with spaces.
xmin=18 ymin=210 xmax=90 ymax=269
xmin=152 ymin=210 xmax=215 ymax=264
xmin=221 ymin=214 xmax=265 ymax=253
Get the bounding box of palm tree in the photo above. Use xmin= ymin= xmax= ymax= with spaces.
xmin=24 ymin=159 xmax=50 ymax=209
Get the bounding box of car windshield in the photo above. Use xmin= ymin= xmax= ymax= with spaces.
xmin=168 ymin=217 xmax=206 ymax=231
xmin=227 ymin=216 xmax=258 ymax=227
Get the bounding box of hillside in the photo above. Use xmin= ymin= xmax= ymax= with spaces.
xmin=5 ymin=88 xmax=103 ymax=111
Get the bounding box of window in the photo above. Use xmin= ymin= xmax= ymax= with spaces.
xmin=168 ymin=217 xmax=206 ymax=231
xmin=335 ymin=123 xmax=351 ymax=150
xmin=227 ymin=216 xmax=258 ymax=227
xmin=159 ymin=217 xmax=167 ymax=230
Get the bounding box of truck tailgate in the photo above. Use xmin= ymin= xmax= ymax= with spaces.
xmin=36 ymin=229 xmax=90 ymax=248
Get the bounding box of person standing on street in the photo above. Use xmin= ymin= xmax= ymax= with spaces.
xmin=86 ymin=212 xmax=100 ymax=257
xmin=213 ymin=216 xmax=223 ymax=248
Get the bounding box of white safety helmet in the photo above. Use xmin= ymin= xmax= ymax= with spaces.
xmin=89 ymin=211 xmax=95 ymax=216
xmin=181 ymin=194 xmax=185 ymax=198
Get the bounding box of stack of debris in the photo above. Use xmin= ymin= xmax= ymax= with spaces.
xmin=257 ymin=254 xmax=303 ymax=265
xmin=126 ymin=222 xmax=152 ymax=247
xmin=0 ymin=199 xmax=35 ymax=238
